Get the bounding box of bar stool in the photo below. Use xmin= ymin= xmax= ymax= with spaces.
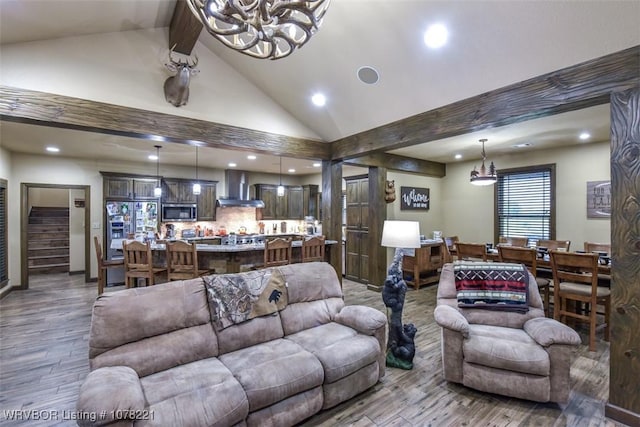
xmin=123 ymin=240 xmax=166 ymax=287
xmin=166 ymin=240 xmax=215 ymax=281
xmin=93 ymin=236 xmax=123 ymax=295
xmin=301 ymin=235 xmax=325 ymax=262
xmin=263 ymin=237 xmax=292 ymax=268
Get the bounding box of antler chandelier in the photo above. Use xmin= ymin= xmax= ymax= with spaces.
xmin=186 ymin=0 xmax=331 ymax=60
xmin=470 ymin=139 xmax=497 ymax=186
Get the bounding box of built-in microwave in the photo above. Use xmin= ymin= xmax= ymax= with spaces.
xmin=161 ymin=204 xmax=197 ymax=222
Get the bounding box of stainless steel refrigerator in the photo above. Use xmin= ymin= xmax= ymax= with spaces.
xmin=105 ymin=200 xmax=158 ymax=285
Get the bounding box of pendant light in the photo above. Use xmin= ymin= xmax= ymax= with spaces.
xmin=470 ymin=139 xmax=497 ymax=186
xmin=153 ymin=145 xmax=162 ymax=197
xmin=277 ymin=157 xmax=285 ymax=197
xmin=192 ymin=145 xmax=201 ymax=195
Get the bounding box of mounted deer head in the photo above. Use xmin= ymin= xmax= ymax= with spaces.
xmin=163 ymin=46 xmax=199 ymax=107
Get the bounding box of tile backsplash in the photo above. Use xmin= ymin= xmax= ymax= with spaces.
xmin=163 ymin=207 xmax=306 ymax=237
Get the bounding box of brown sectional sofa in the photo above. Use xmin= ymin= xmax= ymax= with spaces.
xmin=76 ymin=262 xmax=387 ymax=426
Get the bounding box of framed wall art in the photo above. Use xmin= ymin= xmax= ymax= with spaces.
xmin=586 ymin=180 xmax=611 ymax=218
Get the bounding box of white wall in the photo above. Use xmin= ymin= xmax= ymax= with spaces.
xmin=28 ymin=188 xmax=68 ymax=208
xmin=0 ymin=28 xmax=320 ymax=141
xmin=0 ymin=147 xmax=11 ymax=180
xmin=442 ymin=141 xmax=611 ymax=248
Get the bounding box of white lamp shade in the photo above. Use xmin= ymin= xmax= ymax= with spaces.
xmin=381 ymin=220 xmax=421 ymax=249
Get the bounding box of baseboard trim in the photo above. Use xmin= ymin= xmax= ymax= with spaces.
xmin=68 ymin=270 xmax=85 ymax=276
xmin=605 ymin=402 xmax=640 ymax=427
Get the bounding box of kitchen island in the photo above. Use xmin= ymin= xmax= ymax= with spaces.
xmin=111 ymin=237 xmax=338 ymax=274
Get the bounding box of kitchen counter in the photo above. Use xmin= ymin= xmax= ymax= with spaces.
xmin=111 ymin=238 xmax=337 ymax=273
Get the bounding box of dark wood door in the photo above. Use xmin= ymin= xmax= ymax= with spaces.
xmin=133 ymin=179 xmax=158 ymax=199
xmin=256 ymin=185 xmax=277 ymax=219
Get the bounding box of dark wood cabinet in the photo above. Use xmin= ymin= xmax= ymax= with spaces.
xmin=345 ymin=176 xmax=369 ymax=283
xmin=255 ymin=184 xmax=278 ymax=220
xmin=102 ymin=173 xmax=159 ymax=200
xmin=288 ymin=186 xmax=303 ymax=219
xmin=255 ymin=184 xmax=308 ymax=220
xmin=196 ymin=182 xmax=217 ymax=221
xmin=303 ymin=184 xmax=319 ymax=219
xmin=162 ymin=179 xmax=197 ymax=204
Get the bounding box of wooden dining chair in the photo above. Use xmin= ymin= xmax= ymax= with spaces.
xmin=455 ymin=242 xmax=487 ymax=261
xmin=550 ymin=251 xmax=610 ymax=352
xmin=123 ymin=240 xmax=167 ymax=288
xmin=537 ymin=239 xmax=571 ymax=252
xmin=94 ymin=236 xmax=123 ymax=295
xmin=584 ymin=242 xmax=611 ymax=254
xmin=444 ymin=236 xmax=459 ymax=254
xmin=498 ymin=245 xmax=550 ymax=316
xmin=166 ymin=240 xmax=214 ymax=281
xmin=263 ymin=237 xmax=292 ymax=268
xmin=301 ymin=235 xmax=325 ymax=263
xmin=498 ymin=236 xmax=529 ymax=247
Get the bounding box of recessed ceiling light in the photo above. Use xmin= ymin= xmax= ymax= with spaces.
xmin=46 ymin=146 xmax=60 ymax=153
xmin=148 ymin=154 xmax=158 ymax=160
xmin=513 ymin=143 xmax=532 ymax=148
xmin=312 ymin=162 xmax=321 ymax=167
xmin=311 ymin=93 xmax=326 ymax=107
xmin=579 ymin=132 xmax=591 ymax=140
xmin=288 ymin=168 xmax=296 ymax=173
xmin=247 ymin=155 xmax=257 ymax=160
xmin=228 ymin=162 xmax=237 ymax=167
xmin=424 ymin=23 xmax=448 ymax=49
xmin=454 ymin=154 xmax=462 ymax=160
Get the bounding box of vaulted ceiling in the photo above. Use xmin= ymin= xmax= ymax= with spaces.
xmin=1 ymin=1 xmax=639 ymax=174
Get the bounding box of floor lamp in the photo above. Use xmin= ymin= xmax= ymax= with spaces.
xmin=381 ymin=220 xmax=421 ymax=370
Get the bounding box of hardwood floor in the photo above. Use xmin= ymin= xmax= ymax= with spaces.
xmin=0 ymin=273 xmax=623 ymax=426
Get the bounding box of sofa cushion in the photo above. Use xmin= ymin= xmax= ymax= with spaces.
xmin=139 ymin=358 xmax=248 ymax=427
xmin=280 ymin=298 xmax=344 ymax=336
xmin=278 ymin=262 xmax=344 ymax=303
xmin=216 ymin=310 xmax=284 ymax=355
xmin=219 ymin=338 xmax=324 ymax=412
xmin=89 ymin=279 xmax=212 ymax=358
xmin=285 ymin=322 xmax=380 ymax=383
xmin=463 ymin=328 xmax=550 ymax=376
xmin=463 ymin=363 xmax=550 ymax=402
xmin=90 ymin=323 xmax=218 ymax=377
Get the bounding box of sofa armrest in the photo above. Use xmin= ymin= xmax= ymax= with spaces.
xmin=335 ymin=305 xmax=386 ymax=335
xmin=434 ymin=305 xmax=469 ymax=338
xmin=76 ymin=366 xmax=145 ymax=427
xmin=524 ymin=317 xmax=581 ymax=347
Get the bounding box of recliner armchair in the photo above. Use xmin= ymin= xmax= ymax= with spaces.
xmin=434 ymin=263 xmax=581 ymax=403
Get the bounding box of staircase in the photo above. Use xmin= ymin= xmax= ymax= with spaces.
xmin=28 ymin=207 xmax=70 ymax=275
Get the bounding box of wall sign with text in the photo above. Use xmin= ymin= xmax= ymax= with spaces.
xmin=400 ymin=186 xmax=430 ymax=210
xmin=587 ymin=180 xmax=611 ymax=218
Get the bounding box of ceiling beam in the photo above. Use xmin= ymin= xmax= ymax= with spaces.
xmin=169 ymin=1 xmax=203 ymax=55
xmin=0 ymin=86 xmax=331 ymax=160
xmin=331 ymin=45 xmax=640 ymax=160
xmin=343 ymin=153 xmax=445 ymax=177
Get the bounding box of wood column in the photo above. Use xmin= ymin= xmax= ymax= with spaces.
xmin=322 ymin=160 xmax=343 ymax=280
xmin=366 ymin=167 xmax=387 ymax=291
xmin=606 ymin=86 xmax=640 ymax=426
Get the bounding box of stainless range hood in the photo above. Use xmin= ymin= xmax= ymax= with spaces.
xmin=217 ymin=170 xmax=264 ymax=208
xmin=216 ymin=198 xmax=265 ymax=208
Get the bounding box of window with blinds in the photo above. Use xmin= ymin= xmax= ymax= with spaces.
xmin=0 ymin=179 xmax=7 ymax=287
xmin=495 ymin=165 xmax=555 ymax=244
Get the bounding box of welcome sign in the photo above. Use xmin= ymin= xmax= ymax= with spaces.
xmin=400 ymin=186 xmax=430 ymax=210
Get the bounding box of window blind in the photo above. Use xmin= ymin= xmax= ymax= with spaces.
xmin=496 ymin=167 xmax=553 ymax=243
